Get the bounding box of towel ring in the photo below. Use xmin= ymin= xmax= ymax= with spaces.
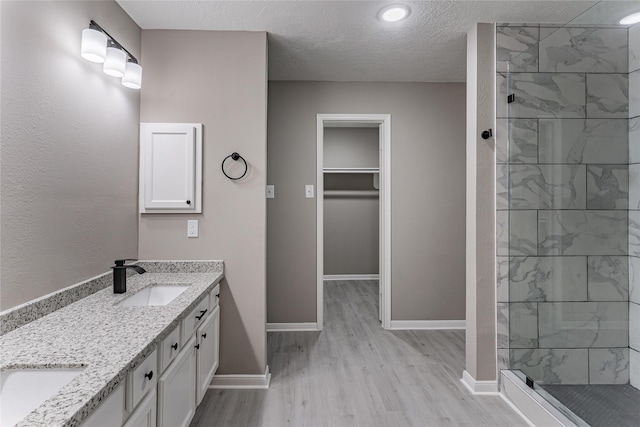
xmin=221 ymin=152 xmax=248 ymax=180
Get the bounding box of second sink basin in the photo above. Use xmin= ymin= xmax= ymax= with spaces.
xmin=0 ymin=368 xmax=84 ymax=426
xmin=117 ymin=285 xmax=189 ymax=307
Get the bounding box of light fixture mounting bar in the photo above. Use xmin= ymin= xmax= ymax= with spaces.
xmin=89 ymin=20 xmax=138 ymax=64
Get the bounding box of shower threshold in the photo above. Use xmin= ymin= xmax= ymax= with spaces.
xmin=500 ymin=370 xmax=588 ymax=427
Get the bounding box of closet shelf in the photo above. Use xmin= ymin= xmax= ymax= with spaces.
xmin=324 ymin=190 xmax=379 ymax=198
xmin=323 ymin=167 xmax=379 ymax=174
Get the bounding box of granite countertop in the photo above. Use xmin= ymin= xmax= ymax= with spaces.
xmin=0 ymin=267 xmax=223 ymax=427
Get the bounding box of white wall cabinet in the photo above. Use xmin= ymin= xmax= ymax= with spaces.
xmin=196 ymin=305 xmax=220 ymax=405
xmin=139 ymin=123 xmax=203 ymax=213
xmin=158 ymin=335 xmax=197 ymax=427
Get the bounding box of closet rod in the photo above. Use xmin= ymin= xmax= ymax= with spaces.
xmin=324 ymin=190 xmax=379 ymax=198
xmin=323 ymin=167 xmax=379 ymax=174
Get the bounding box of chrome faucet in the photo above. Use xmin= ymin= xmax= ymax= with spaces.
xmin=112 ymin=259 xmax=146 ymax=294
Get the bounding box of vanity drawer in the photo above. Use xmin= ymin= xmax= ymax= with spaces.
xmin=182 ymin=293 xmax=210 ymax=339
xmin=128 ymin=349 xmax=158 ymax=410
xmin=160 ymin=325 xmax=181 ymax=373
xmin=209 ymin=284 xmax=220 ymax=312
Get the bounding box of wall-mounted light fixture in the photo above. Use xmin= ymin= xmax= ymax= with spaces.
xmin=80 ymin=20 xmax=142 ymax=89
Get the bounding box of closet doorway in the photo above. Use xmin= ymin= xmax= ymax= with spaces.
xmin=316 ymin=114 xmax=391 ymax=330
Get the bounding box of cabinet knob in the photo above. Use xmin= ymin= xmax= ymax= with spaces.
xmin=202 ymin=333 xmax=207 ymax=339
xmin=186 ymin=200 xmax=191 ymax=205
xmin=216 ymin=293 xmax=220 ymax=298
xmin=171 ymin=343 xmax=178 ymax=350
xmin=195 ymin=344 xmax=200 ymax=350
xmin=145 ymin=371 xmax=153 ymax=381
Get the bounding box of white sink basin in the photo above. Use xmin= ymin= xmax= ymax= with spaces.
xmin=117 ymin=285 xmax=189 ymax=307
xmin=0 ymin=368 xmax=84 ymax=426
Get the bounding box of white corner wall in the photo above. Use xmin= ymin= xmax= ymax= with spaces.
xmin=465 ymin=23 xmax=497 ymax=386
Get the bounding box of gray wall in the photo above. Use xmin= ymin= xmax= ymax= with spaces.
xmin=324 ymin=180 xmax=379 ymax=276
xmin=0 ymin=1 xmax=140 ymax=310
xmin=138 ymin=30 xmax=268 ymax=375
xmin=324 ymin=128 xmax=379 ymax=169
xmin=324 ymin=196 xmax=379 ymax=275
xmin=324 ymin=128 xmax=379 ymax=276
xmin=267 ymin=81 xmax=466 ymax=324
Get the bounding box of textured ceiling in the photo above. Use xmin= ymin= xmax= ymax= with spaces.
xmin=117 ymin=1 xmax=637 ymax=82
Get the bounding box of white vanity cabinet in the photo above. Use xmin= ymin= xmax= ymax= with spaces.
xmin=81 ymin=350 xmax=159 ymax=427
xmin=128 ymin=349 xmax=158 ymax=411
xmin=123 ymin=389 xmax=156 ymax=427
xmin=196 ymin=304 xmax=220 ymax=404
xmin=81 ymin=286 xmax=220 ymax=427
xmin=159 ymin=324 xmax=181 ymax=373
xmin=182 ymin=294 xmax=210 ymax=339
xmin=158 ymin=335 xmax=197 ymax=427
xmin=82 ymin=382 xmax=126 ymax=426
xmin=158 ymin=285 xmax=220 ymax=426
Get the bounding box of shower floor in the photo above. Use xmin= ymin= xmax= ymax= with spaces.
xmin=541 ymin=384 xmax=640 ymax=427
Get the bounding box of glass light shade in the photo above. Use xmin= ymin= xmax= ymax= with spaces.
xmin=103 ymin=47 xmax=127 ymax=77
xmin=80 ymin=28 xmax=107 ymax=63
xmin=122 ymin=62 xmax=142 ymax=89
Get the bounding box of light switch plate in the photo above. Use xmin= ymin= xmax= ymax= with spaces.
xmin=187 ymin=220 xmax=199 ymax=238
xmin=266 ymin=185 xmax=275 ymax=199
xmin=305 ymin=185 xmax=314 ymax=198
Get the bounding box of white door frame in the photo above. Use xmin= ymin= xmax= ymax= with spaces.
xmin=316 ymin=113 xmax=392 ymax=330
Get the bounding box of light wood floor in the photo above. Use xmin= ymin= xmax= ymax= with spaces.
xmin=190 ymin=280 xmax=526 ymax=426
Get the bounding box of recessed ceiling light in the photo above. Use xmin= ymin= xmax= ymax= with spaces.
xmin=379 ymin=5 xmax=410 ymax=22
xmin=620 ymin=11 xmax=640 ymax=25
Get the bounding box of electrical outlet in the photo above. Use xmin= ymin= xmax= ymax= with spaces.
xmin=266 ymin=185 xmax=275 ymax=199
xmin=187 ymin=220 xmax=199 ymax=238
xmin=305 ymin=185 xmax=314 ymax=198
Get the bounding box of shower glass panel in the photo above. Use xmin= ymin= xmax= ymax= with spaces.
xmin=497 ymin=1 xmax=640 ymax=425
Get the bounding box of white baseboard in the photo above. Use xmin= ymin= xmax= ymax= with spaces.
xmin=210 ymin=365 xmax=271 ymax=390
xmin=460 ymin=370 xmax=499 ymax=395
xmin=389 ymin=320 xmax=466 ymax=330
xmin=266 ymin=322 xmax=319 ymax=332
xmin=499 ymin=370 xmax=580 ymax=427
xmin=323 ymin=274 xmax=379 ymax=281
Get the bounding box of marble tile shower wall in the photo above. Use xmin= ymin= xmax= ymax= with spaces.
xmin=496 ymin=25 xmax=631 ymax=385
xmin=629 ymin=22 xmax=640 ymax=390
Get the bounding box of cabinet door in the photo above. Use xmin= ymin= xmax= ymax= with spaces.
xmin=123 ymin=389 xmax=156 ymax=427
xmin=81 ymin=382 xmax=125 ymax=426
xmin=158 ymin=335 xmax=197 ymax=427
xmin=196 ymin=305 xmax=220 ymax=405
xmin=139 ymin=123 xmax=202 ymax=213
